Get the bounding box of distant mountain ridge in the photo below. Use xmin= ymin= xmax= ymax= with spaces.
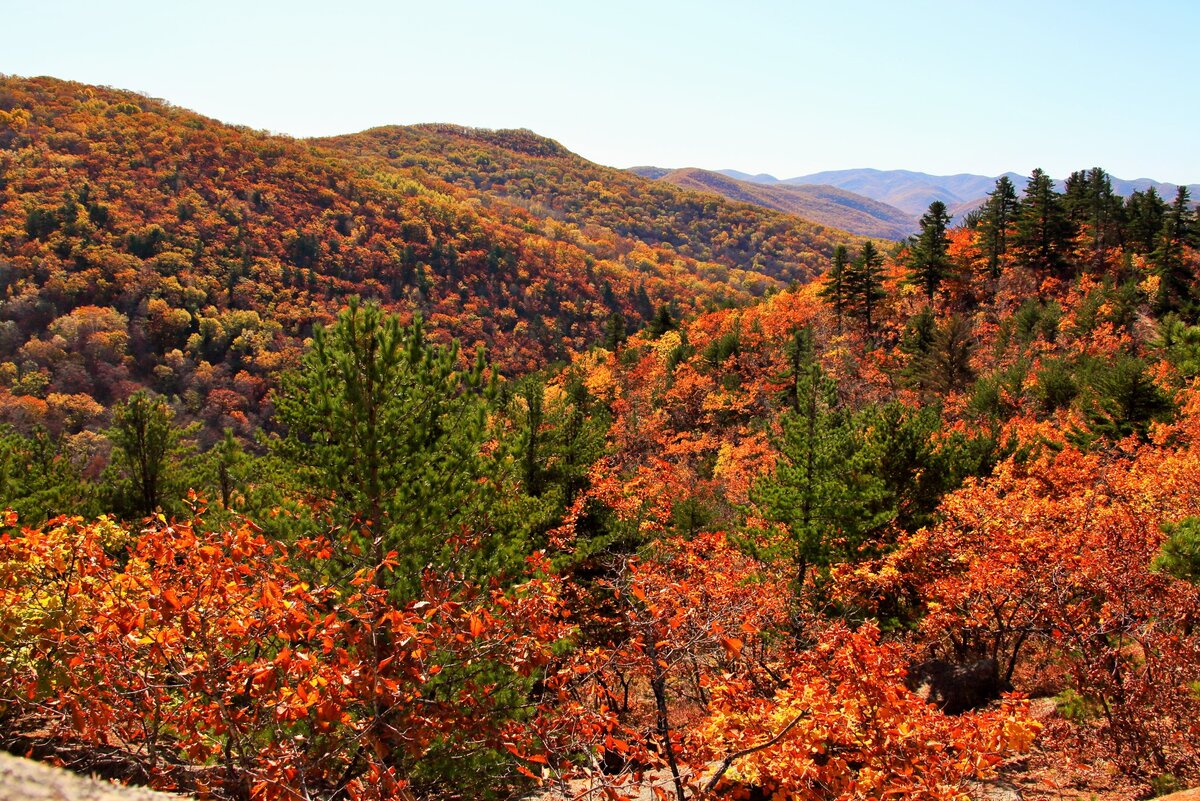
xmin=718 ymin=168 xmax=1200 ymax=219
xmin=630 ymin=166 xmax=918 ymax=240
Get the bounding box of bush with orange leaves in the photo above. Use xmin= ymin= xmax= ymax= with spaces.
xmin=842 ymin=397 xmax=1200 ymax=784
xmin=0 ymin=507 xmax=571 ymax=800
xmin=531 ymin=532 xmax=1038 ymax=801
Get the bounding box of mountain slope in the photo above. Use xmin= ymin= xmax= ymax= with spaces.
xmin=631 ymin=166 xmax=918 ymax=239
xmin=782 ymin=168 xmax=1021 ymax=217
xmin=316 ymin=125 xmax=866 ymax=286
xmin=0 ymin=76 xmax=865 ymax=441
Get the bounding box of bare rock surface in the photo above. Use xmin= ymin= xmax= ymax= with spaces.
xmin=0 ymin=752 xmax=187 ymax=801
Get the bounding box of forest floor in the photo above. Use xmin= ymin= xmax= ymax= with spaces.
xmin=2 ymin=699 xmax=1193 ymax=801
xmin=996 ymin=698 xmax=1173 ymax=801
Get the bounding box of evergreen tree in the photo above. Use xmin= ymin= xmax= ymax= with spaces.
xmin=1152 ymin=186 xmax=1196 ymax=317
xmin=211 ymin=428 xmax=245 ymax=511
xmin=782 ymin=327 xmax=817 ymax=414
xmin=0 ymin=426 xmax=97 ymax=522
xmin=1124 ymin=187 xmax=1168 ymax=254
xmin=1062 ymin=169 xmax=1092 ymax=229
xmin=273 ymin=298 xmax=505 ymax=595
xmin=108 ymin=391 xmax=192 ymax=517
xmin=898 ymin=306 xmax=938 ymax=393
xmin=603 ymin=312 xmax=628 ymax=350
xmin=1153 ymin=517 xmax=1200 ymax=583
xmin=845 ymin=241 xmax=886 ymax=338
xmin=978 ymin=176 xmax=1019 ymax=280
xmin=906 ymin=201 xmax=953 ymax=301
xmin=1077 ymin=354 xmax=1175 ymax=442
xmin=1015 ymin=168 xmax=1072 ymax=288
xmin=923 ymin=314 xmax=976 ymax=396
xmin=818 ymin=244 xmax=850 ymax=332
xmin=647 ymin=304 xmax=677 ymax=338
xmin=515 ymin=378 xmax=546 ymax=499
xmin=1063 ymin=167 xmax=1121 ymax=260
xmin=498 ymin=372 xmax=609 ymax=555
xmin=752 ymin=338 xmax=890 ymax=615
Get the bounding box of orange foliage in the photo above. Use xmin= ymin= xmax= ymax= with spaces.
xmin=0 ymin=508 xmax=570 ymax=799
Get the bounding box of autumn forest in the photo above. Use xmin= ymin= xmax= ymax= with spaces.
xmin=2 ymin=75 xmax=1200 ymax=801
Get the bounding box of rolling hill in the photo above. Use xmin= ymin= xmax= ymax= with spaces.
xmin=722 ymin=167 xmax=1200 ymax=220
xmin=629 ymin=166 xmax=918 ymax=239
xmin=0 ymin=75 xmax=864 ymax=441
xmin=315 ymin=124 xmax=867 ymax=284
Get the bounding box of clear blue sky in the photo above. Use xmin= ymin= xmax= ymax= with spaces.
xmin=5 ymin=0 xmax=1199 ymax=182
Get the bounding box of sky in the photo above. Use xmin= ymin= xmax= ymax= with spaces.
xmin=5 ymin=0 xmax=1199 ymax=183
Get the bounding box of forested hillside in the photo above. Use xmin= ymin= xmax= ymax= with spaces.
xmin=317 ymin=124 xmax=861 ymax=281
xmin=2 ymin=75 xmax=1200 ymax=801
xmin=0 ymin=76 xmax=862 ymax=449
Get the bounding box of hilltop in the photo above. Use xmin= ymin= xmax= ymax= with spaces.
xmin=316 ymin=124 xmax=865 ymax=282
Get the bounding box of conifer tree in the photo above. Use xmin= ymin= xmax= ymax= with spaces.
xmin=752 ymin=334 xmax=889 ymax=615
xmin=273 ymin=298 xmax=502 ymax=595
xmin=978 ymin=176 xmax=1019 ymax=280
xmin=818 ymin=244 xmax=850 ymax=332
xmin=108 ymin=391 xmax=190 ymax=517
xmin=1125 ymin=187 xmax=1168 ymax=254
xmin=898 ymin=306 xmax=938 ymax=393
xmin=845 ymin=241 xmax=885 ymax=338
xmin=647 ymin=304 xmax=677 ymax=338
xmin=1153 ymin=186 xmax=1196 ymax=317
xmin=0 ymin=425 xmax=97 ymax=522
xmin=907 ymin=201 xmax=953 ymax=301
xmin=212 ymin=428 xmax=245 ymax=511
xmin=922 ymin=314 xmax=977 ymax=396
xmin=1015 ymin=168 xmax=1072 ymax=288
xmin=1063 ymin=167 xmax=1120 ymax=259
xmin=603 ymin=312 xmax=628 ymax=350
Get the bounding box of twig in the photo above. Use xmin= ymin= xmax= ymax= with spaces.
xmin=699 ymin=711 xmax=805 ymax=797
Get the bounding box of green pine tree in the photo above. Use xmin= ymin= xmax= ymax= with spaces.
xmin=1015 ymin=168 xmax=1072 ymax=288
xmin=647 ymin=304 xmax=677 ymax=338
xmin=845 ymin=241 xmax=886 ymax=339
xmin=603 ymin=312 xmax=628 ymax=350
xmin=1124 ymin=187 xmax=1167 ymax=255
xmin=907 ymin=201 xmax=953 ymax=301
xmin=818 ymin=244 xmax=850 ymax=332
xmin=273 ymin=298 xmax=510 ymax=596
xmin=978 ymin=176 xmax=1019 ymax=281
xmin=752 ymin=342 xmax=890 ymax=616
xmin=1152 ymin=186 xmax=1195 ymax=318
xmin=107 ymin=391 xmax=195 ymax=518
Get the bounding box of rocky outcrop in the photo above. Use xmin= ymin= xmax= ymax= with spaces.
xmin=0 ymin=752 xmax=187 ymax=801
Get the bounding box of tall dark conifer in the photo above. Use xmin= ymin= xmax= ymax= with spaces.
xmin=1063 ymin=167 xmax=1120 ymax=260
xmin=1153 ymin=186 xmax=1196 ymax=317
xmin=1015 ymin=168 xmax=1072 ymax=288
xmin=845 ymin=240 xmax=886 ymax=339
xmin=907 ymin=201 xmax=953 ymax=302
xmin=1124 ymin=187 xmax=1168 ymax=255
xmin=818 ymin=244 xmax=850 ymax=332
xmin=978 ymin=176 xmax=1018 ymax=281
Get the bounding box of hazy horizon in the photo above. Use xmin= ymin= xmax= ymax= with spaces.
xmin=6 ymin=0 xmax=1200 ymax=184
